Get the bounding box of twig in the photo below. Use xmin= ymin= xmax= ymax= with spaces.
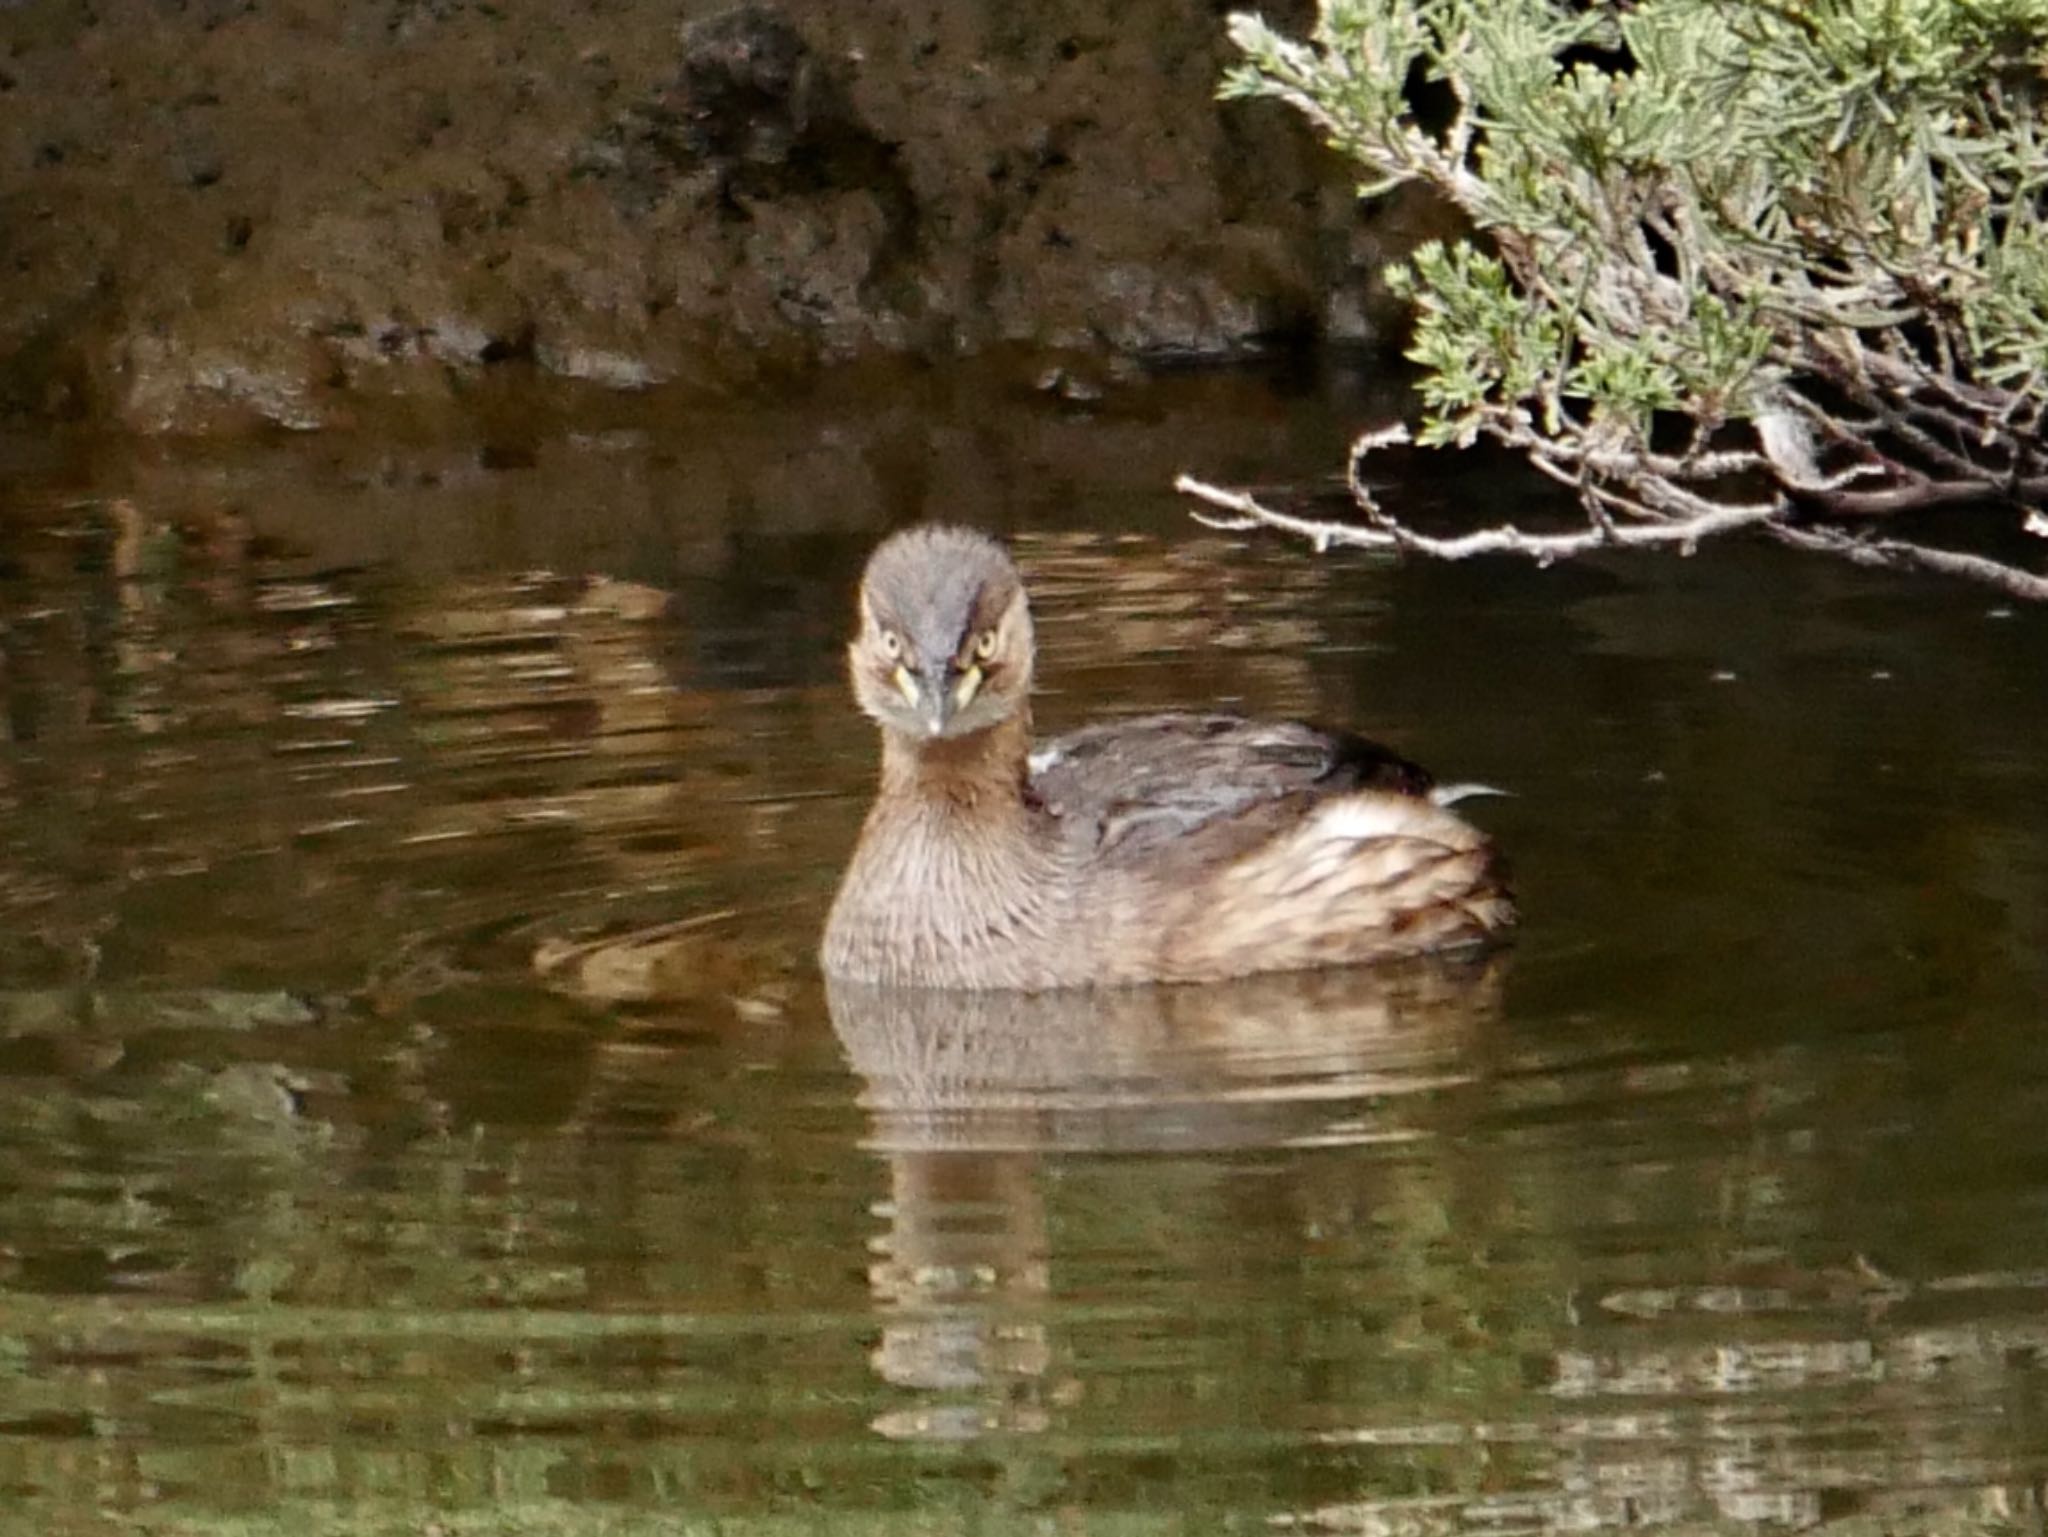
xmin=1766 ymin=524 xmax=2048 ymax=601
xmin=1176 ymin=474 xmax=1780 ymax=563
xmin=1176 ymin=469 xmax=2048 ymax=599
xmin=1181 ymin=475 xmax=1396 ymax=552
xmin=1806 ymin=475 xmax=2048 ymax=517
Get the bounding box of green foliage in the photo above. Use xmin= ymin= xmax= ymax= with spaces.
xmin=1391 ymin=237 xmax=1775 ymax=447
xmin=1222 ymin=0 xmax=2048 ymax=569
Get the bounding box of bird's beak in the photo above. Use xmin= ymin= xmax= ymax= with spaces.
xmin=891 ymin=663 xmax=953 ymax=737
xmin=894 ymin=662 xmax=984 ymax=737
xmin=952 ymin=663 xmax=984 ymax=713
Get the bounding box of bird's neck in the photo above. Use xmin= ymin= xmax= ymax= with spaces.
xmin=877 ymin=710 xmax=1034 ymax=813
xmin=827 ymin=707 xmax=1064 ymax=988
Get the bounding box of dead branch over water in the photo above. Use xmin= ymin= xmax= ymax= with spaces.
xmin=1178 ymin=431 xmax=2048 ymax=604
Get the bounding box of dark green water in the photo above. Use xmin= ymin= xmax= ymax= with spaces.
xmin=2 ymin=362 xmax=2046 ymax=1537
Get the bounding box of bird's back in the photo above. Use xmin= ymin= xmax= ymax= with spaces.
xmin=1027 ymin=712 xmax=1514 ymax=982
xmin=1029 ymin=713 xmax=1425 ymax=853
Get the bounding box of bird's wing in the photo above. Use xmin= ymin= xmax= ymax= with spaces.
xmin=1027 ymin=712 xmax=1433 ymax=861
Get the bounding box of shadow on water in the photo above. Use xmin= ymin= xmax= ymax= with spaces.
xmin=2 ymin=358 xmax=2047 ymax=1534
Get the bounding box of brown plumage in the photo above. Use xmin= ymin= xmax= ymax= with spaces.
xmin=822 ymin=525 xmax=1515 ymax=989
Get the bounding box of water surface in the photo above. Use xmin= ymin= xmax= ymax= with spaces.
xmin=2 ymin=361 xmax=2046 ymax=1536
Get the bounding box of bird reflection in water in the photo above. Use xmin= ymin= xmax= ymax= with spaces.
xmin=827 ymin=956 xmax=1504 ymax=1441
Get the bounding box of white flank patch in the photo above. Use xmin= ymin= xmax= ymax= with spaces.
xmin=1312 ymin=795 xmax=1425 ymax=842
xmin=1026 ymin=745 xmax=1064 ymax=776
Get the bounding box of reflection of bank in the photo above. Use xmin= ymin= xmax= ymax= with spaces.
xmin=828 ymin=960 xmax=1503 ymax=1442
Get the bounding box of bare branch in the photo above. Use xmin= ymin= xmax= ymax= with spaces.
xmin=1803 ymin=475 xmax=2048 ymax=517
xmin=1181 ymin=465 xmax=2048 ymax=599
xmin=1765 ymin=524 xmax=2048 ymax=601
xmin=1180 ymin=475 xmax=1395 ymax=552
xmin=1176 ymin=474 xmax=1781 ymax=563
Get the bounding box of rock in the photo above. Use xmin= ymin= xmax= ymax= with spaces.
xmin=0 ymin=0 xmax=1434 ymax=435
xmin=640 ymin=6 xmax=840 ymax=184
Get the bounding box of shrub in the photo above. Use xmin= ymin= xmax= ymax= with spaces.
xmin=1184 ymin=0 xmax=2048 ymax=599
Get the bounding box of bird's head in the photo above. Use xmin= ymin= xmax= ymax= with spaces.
xmin=849 ymin=525 xmax=1034 ymax=741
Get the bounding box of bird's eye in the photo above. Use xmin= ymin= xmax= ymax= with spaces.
xmin=972 ymin=629 xmax=998 ymax=661
xmin=878 ymin=630 xmax=902 ymax=659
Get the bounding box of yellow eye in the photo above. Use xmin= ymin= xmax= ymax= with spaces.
xmin=972 ymin=629 xmax=998 ymax=661
xmin=878 ymin=630 xmax=902 ymax=659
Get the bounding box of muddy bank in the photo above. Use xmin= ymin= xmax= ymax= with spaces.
xmin=0 ymin=0 xmax=1455 ymax=435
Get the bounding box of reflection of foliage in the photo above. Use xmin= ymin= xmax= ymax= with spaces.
xmin=39 ymin=1494 xmax=2048 ymax=1537
xmin=1193 ymin=0 xmax=2048 ymax=598
xmin=59 ymin=1507 xmax=1209 ymax=1536
xmin=3 ymin=976 xmax=2048 ymax=1535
